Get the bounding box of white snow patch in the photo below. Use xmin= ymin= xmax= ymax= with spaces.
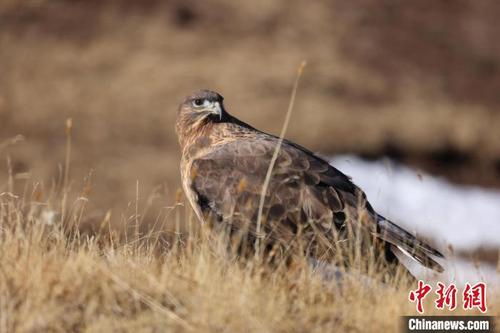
xmin=330 ymin=154 xmax=500 ymax=285
xmin=331 ymin=154 xmax=500 ymax=250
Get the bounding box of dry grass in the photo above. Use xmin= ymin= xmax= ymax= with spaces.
xmin=1 ymin=179 xmax=498 ymax=333
xmin=0 ymin=133 xmax=498 ymax=332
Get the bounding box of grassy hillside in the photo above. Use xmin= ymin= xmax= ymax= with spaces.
xmin=1 ymin=1 xmax=500 ymax=219
xmin=1 ymin=172 xmax=498 ymax=332
xmin=1 ymin=2 xmax=499 ymax=331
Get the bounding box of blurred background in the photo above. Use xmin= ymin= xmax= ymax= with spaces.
xmin=0 ymin=1 xmax=499 ymax=273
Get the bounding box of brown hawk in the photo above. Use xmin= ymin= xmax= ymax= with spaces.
xmin=176 ymin=89 xmax=444 ymax=274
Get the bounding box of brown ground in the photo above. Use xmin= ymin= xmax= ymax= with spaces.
xmin=1 ymin=0 xmax=500 ymax=221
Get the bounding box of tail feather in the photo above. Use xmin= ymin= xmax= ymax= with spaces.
xmin=376 ymin=214 xmax=445 ymax=272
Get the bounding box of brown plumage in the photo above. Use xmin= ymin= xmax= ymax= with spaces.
xmin=176 ymin=89 xmax=444 ymax=274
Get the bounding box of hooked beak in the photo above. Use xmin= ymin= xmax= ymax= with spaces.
xmin=211 ymin=101 xmax=222 ymax=121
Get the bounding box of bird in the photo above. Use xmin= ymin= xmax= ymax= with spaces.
xmin=175 ymin=89 xmax=444 ymax=277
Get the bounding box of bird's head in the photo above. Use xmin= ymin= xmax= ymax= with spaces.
xmin=176 ymin=89 xmax=228 ymax=147
xmin=178 ymin=89 xmax=226 ymax=122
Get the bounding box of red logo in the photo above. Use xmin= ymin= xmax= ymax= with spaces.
xmin=409 ymin=280 xmax=432 ymax=314
xmin=435 ymin=282 xmax=457 ymax=310
xmin=463 ymin=282 xmax=487 ymax=313
xmin=409 ymin=281 xmax=487 ymax=314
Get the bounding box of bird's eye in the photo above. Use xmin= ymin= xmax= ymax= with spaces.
xmin=193 ymin=99 xmax=204 ymax=107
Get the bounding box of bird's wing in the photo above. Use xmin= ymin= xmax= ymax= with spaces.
xmin=375 ymin=215 xmax=444 ymax=271
xmin=189 ymin=136 xmax=443 ymax=270
xmin=190 ymin=137 xmax=348 ymax=237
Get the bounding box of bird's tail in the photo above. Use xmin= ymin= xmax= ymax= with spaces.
xmin=375 ymin=214 xmax=445 ymax=272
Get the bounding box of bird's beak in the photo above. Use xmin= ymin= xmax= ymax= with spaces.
xmin=212 ymin=101 xmax=222 ymax=121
